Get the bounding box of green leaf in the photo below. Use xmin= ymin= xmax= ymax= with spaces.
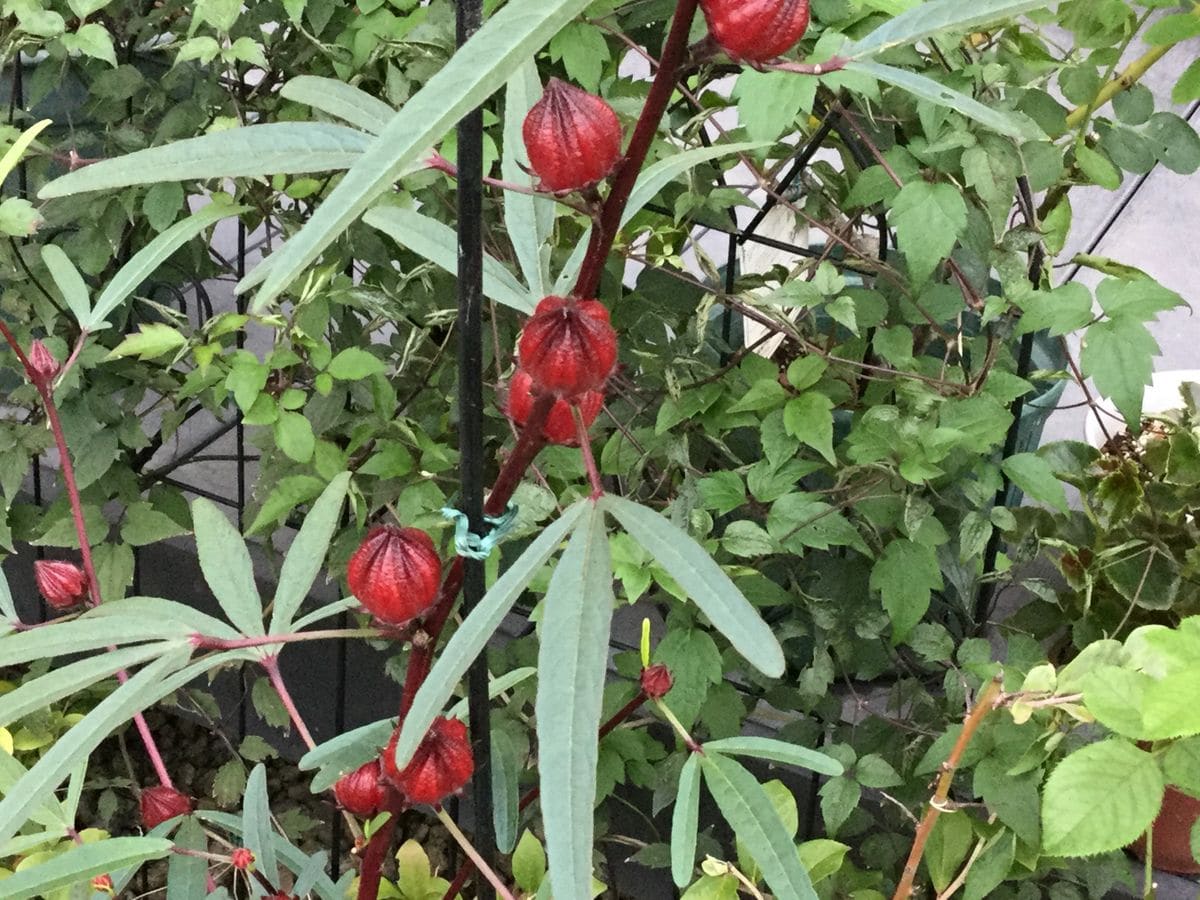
xmin=89 ymin=201 xmax=247 ymax=330
xmin=512 ymin=831 xmax=547 ymax=895
xmin=703 ymin=737 xmax=844 ymax=777
xmin=40 ymin=245 xmax=90 ymax=326
xmin=1163 ymin=737 xmax=1200 ymax=798
xmin=1095 ymin=277 xmax=1183 ymax=321
xmin=847 ymin=0 xmax=1051 ymax=59
xmin=503 ymin=60 xmax=553 ymax=297
xmin=239 ymin=0 xmax=598 ymax=310
xmin=536 ymin=502 xmax=613 ymax=900
xmin=784 ymin=393 xmax=836 ymax=464
xmin=121 ymin=501 xmax=190 ymax=547
xmin=1174 ymin=58 xmax=1200 ymax=105
xmin=1145 ymin=12 xmax=1200 ymax=45
xmin=889 ymin=180 xmax=967 ymax=285
xmin=0 ymin=569 xmax=14 ymax=623
xmin=444 ymin=667 xmax=537 ymax=721
xmin=672 ymin=754 xmax=702 ymax=887
xmin=0 ymin=641 xmax=185 ymax=726
xmin=870 ymin=539 xmax=943 ymax=642
xmin=734 ymin=70 xmax=816 ymax=143
xmin=0 ymin=119 xmax=50 ymax=187
xmin=274 ymin=411 xmax=316 ymax=463
xmin=0 ymin=615 xmax=193 ymax=666
xmin=0 ymin=836 xmax=172 ymax=899
xmin=601 ymin=495 xmax=784 ymax=679
xmin=1001 ymin=453 xmax=1068 ymax=512
xmin=845 ymin=61 xmax=1039 ymax=140
xmin=242 ymin=765 xmax=278 ymax=880
xmin=394 ymin=503 xmax=585 ymax=768
xmin=166 ymin=816 xmax=209 ymax=900
xmin=491 ymin=729 xmax=521 ymax=854
xmin=192 ymin=497 xmax=264 ymax=637
xmin=300 ymin=717 xmax=393 ymax=778
xmin=963 ymin=833 xmax=1016 ymax=900
xmin=1041 ymin=740 xmax=1164 ymax=857
xmin=247 ymin=474 xmax=326 ymax=536
xmin=106 ymin=322 xmax=187 ymax=361
xmin=0 ymin=197 xmax=42 ymax=236
xmin=280 ymin=76 xmax=394 ymax=135
xmin=1076 ymin=144 xmax=1121 ymax=189
xmin=1080 ymin=317 xmax=1159 ymax=430
xmin=363 ymin=206 xmax=533 ymax=313
xmin=40 ymin=124 xmax=370 ymax=199
xmin=701 ymin=753 xmax=817 ymax=900
xmin=326 ymin=347 xmax=385 ymax=380
xmin=60 ymin=22 xmax=116 ymax=66
xmin=270 ymin=472 xmax=350 ymax=633
xmin=1144 ymin=112 xmax=1200 ymax=175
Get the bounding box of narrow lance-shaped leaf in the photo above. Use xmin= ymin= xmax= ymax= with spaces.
xmin=701 ymin=753 xmax=818 ymax=900
xmin=88 ymin=201 xmax=249 ymax=331
xmin=270 ymin=472 xmax=351 ymax=634
xmin=166 ymin=816 xmax=210 ymax=900
xmin=243 ymin=765 xmax=278 ymax=879
xmin=537 ymin=501 xmax=614 ymax=900
xmin=491 ymin=729 xmax=521 ymax=855
xmin=846 ymin=0 xmax=1050 ymax=60
xmin=394 ymin=502 xmax=585 ymax=768
xmin=0 ymin=568 xmax=15 ymax=622
xmin=39 ymin=123 xmax=373 ymax=198
xmin=445 ymin=667 xmax=537 ymax=721
xmin=238 ymin=0 xmax=597 ymax=310
xmin=40 ymin=244 xmax=91 ymax=326
xmin=600 ymin=495 xmax=785 ymax=678
xmin=363 ymin=206 xmax=534 ymax=313
xmin=0 ymin=836 xmax=173 ymax=900
xmin=672 ymin=753 xmax=702 ymax=887
xmin=844 ymin=60 xmax=1041 ymax=140
xmin=0 ymin=615 xmax=194 ymax=667
xmin=0 ymin=119 xmax=50 ymax=185
xmin=279 ymin=76 xmax=396 ymax=135
xmin=503 ymin=59 xmax=553 ymax=297
xmin=192 ymin=497 xmax=264 ymax=638
xmin=703 ymin=736 xmax=845 ymax=777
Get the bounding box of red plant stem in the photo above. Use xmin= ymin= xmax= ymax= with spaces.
xmin=574 ymin=406 xmax=605 ymax=499
xmin=262 ymin=655 xmax=317 ymax=751
xmin=191 ymin=627 xmax=380 ymax=651
xmin=357 ymin=791 xmax=404 ymax=900
xmin=573 ymin=0 xmax=699 ymax=298
xmin=892 ymin=676 xmax=1003 ymax=900
xmin=440 ymin=691 xmax=649 ymax=900
xmin=0 ymin=322 xmax=177 ymax=789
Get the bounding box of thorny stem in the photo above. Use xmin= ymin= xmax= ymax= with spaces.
xmin=435 ymin=807 xmax=518 ymax=900
xmin=0 ymin=320 xmax=176 ymax=789
xmin=573 ymin=0 xmax=700 ymax=298
xmin=892 ymin=675 xmax=1003 ymax=900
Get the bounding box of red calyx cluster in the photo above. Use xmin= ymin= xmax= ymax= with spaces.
xmin=506 ymin=369 xmax=604 ymax=446
xmin=382 ymin=716 xmax=474 ymax=806
xmin=518 ymin=296 xmax=618 ymax=400
xmin=640 ymin=663 xmax=674 ymax=699
xmin=700 ymin=0 xmax=811 ymax=63
xmin=140 ymin=785 xmax=194 ymax=829
xmin=334 ymin=759 xmax=386 ymax=817
xmin=523 ymin=78 xmax=623 ymax=193
xmin=230 ymin=847 xmax=255 ymax=870
xmin=33 ymin=560 xmax=89 ymax=610
xmin=347 ymin=525 xmax=442 ymax=626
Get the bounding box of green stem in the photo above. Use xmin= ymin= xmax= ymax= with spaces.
xmin=435 ymin=807 xmax=518 ymax=900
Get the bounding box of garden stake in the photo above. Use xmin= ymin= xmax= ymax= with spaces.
xmin=892 ymin=675 xmax=1003 ymax=900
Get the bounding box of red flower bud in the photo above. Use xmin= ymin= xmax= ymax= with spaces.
xmin=382 ymin=717 xmax=474 ymax=807
xmin=26 ymin=339 xmax=59 ymax=386
xmin=522 ymin=78 xmax=623 ymax=193
xmin=518 ymin=296 xmax=618 ymax=399
xmin=33 ymin=560 xmax=89 ymax=610
xmin=640 ymin=663 xmax=674 ymax=699
xmin=700 ymin=0 xmax=811 ymax=63
xmin=231 ymin=848 xmax=255 ymax=871
xmin=91 ymin=874 xmax=114 ymax=895
xmin=140 ymin=785 xmax=194 ymax=829
xmin=347 ymin=525 xmax=442 ymax=626
xmin=506 ymin=369 xmax=604 ymax=446
xmin=334 ymin=759 xmax=386 ymax=817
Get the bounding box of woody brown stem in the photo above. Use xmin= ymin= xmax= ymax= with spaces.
xmin=892 ymin=675 xmax=1003 ymax=900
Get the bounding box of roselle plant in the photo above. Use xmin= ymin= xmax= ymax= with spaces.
xmin=2 ymin=0 xmax=1200 ymax=897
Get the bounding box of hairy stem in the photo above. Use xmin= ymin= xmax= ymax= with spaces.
xmin=892 ymin=675 xmax=1003 ymax=900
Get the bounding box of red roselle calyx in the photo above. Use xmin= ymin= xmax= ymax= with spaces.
xmin=640 ymin=663 xmax=674 ymax=699
xmin=523 ymin=78 xmax=623 ymax=193
xmin=334 ymin=759 xmax=386 ymax=817
xmin=518 ymin=296 xmax=618 ymax=399
xmin=91 ymin=874 xmax=114 ymax=895
xmin=506 ymin=369 xmax=603 ymax=446
xmin=231 ymin=847 xmax=255 ymax=870
xmin=140 ymin=785 xmax=194 ymax=829
xmin=33 ymin=560 xmax=89 ymax=610
xmin=382 ymin=717 xmax=474 ymax=806
xmin=700 ymin=0 xmax=811 ymax=63
xmin=347 ymin=525 xmax=442 ymax=626
xmin=26 ymin=339 xmax=59 ymax=386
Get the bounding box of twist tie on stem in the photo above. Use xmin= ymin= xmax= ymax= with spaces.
xmin=440 ymin=503 xmax=519 ymax=560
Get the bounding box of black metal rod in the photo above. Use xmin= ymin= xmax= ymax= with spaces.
xmin=455 ymin=0 xmax=495 ymax=896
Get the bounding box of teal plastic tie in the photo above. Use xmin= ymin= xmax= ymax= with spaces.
xmin=441 ymin=502 xmax=519 ymax=560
